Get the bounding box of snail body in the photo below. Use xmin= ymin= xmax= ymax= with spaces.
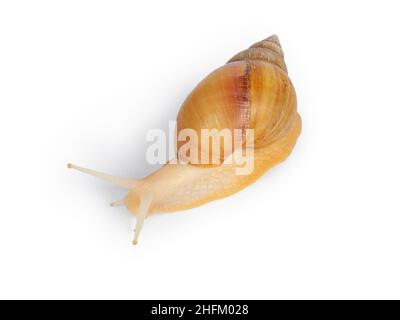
xmin=68 ymin=35 xmax=301 ymax=245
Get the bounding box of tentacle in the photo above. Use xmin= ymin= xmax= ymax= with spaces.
xmin=132 ymin=191 xmax=153 ymax=245
xmin=67 ymin=163 xmax=137 ymax=189
xmin=110 ymin=198 xmax=126 ymax=207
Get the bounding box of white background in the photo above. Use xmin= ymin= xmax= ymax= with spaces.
xmin=0 ymin=0 xmax=399 ymax=299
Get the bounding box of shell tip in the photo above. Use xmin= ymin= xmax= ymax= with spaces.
xmin=132 ymin=240 xmax=138 ymax=246
xmin=266 ymin=34 xmax=280 ymax=45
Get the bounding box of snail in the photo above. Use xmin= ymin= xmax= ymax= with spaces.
xmin=68 ymin=35 xmax=302 ymax=245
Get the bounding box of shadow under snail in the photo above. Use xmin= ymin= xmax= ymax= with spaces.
xmin=68 ymin=35 xmax=302 ymax=245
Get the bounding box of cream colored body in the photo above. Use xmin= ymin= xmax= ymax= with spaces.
xmin=125 ymin=113 xmax=301 ymax=215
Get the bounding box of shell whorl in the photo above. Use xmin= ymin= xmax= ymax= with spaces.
xmin=227 ymin=35 xmax=287 ymax=72
xmin=176 ymin=35 xmax=296 ymax=164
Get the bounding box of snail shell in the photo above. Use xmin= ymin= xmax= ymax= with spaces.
xmin=68 ymin=35 xmax=302 ymax=245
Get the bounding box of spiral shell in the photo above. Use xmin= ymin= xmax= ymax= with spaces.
xmin=228 ymin=35 xmax=287 ymax=71
xmin=177 ymin=35 xmax=298 ymax=163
